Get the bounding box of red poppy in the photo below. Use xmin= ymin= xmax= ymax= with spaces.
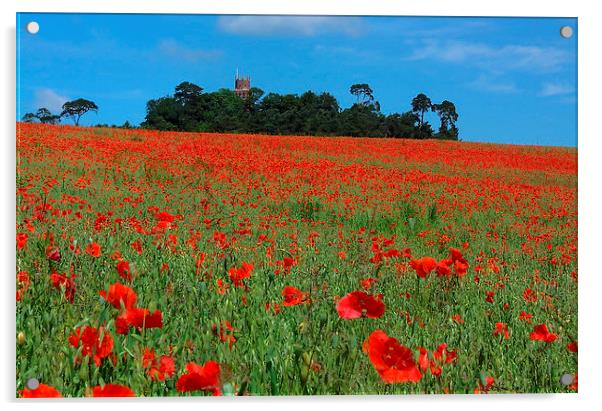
xmin=68 ymin=325 xmax=114 ymax=367
xmin=485 ymin=291 xmax=495 ymax=303
xmin=142 ymin=348 xmax=176 ymax=381
xmin=475 ymin=376 xmax=495 ymax=394
xmin=212 ymin=321 xmax=236 ymax=349
xmin=418 ymin=347 xmax=430 ymax=372
xmin=567 ymin=341 xmax=578 ymax=353
xmin=16 ymin=271 xmax=30 ymax=301
xmin=451 ymin=314 xmax=464 ymax=324
xmin=435 ymin=260 xmax=452 ymax=277
xmin=156 ymin=211 xmax=175 ymax=223
xmin=433 ymin=343 xmax=457 ymax=365
xmin=45 ymin=246 xmax=61 ymax=262
xmin=92 ymin=384 xmax=135 ymax=397
xmin=518 ymin=311 xmax=533 ymax=323
xmin=453 ymin=259 xmax=469 ymax=277
xmin=20 ymin=383 xmax=62 ymax=398
xmin=85 ymin=242 xmax=102 ymax=257
xmin=529 ymin=324 xmax=557 ymax=343
xmin=17 ymin=232 xmax=28 ymax=250
xmin=116 ymin=308 xmax=163 ymax=334
xmin=359 ymin=277 xmax=378 ymax=290
xmin=410 ymin=257 xmax=437 ymax=278
xmin=228 ymin=262 xmax=253 ymax=287
xmin=176 ymin=361 xmax=221 ymax=395
xmin=50 ymin=271 xmax=76 ymax=303
xmin=493 ymin=322 xmax=510 ymax=340
xmin=282 ymin=286 xmax=308 ymax=306
xmin=99 ymin=283 xmax=137 ymax=310
xmin=131 ymin=240 xmax=143 ymax=255
xmin=362 ymin=330 xmax=422 ymax=383
xmin=116 ymin=261 xmax=132 ymax=281
xmin=336 ymin=291 xmax=385 ymax=319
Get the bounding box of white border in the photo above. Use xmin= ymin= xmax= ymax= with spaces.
xmin=2 ymin=1 xmax=601 ymax=411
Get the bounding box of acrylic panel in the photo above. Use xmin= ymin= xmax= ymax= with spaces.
xmin=16 ymin=13 xmax=578 ymax=397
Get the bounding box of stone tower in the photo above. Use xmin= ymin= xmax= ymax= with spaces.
xmin=234 ymin=70 xmax=251 ymax=99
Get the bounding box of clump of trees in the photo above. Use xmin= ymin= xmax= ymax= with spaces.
xmin=141 ymin=82 xmax=460 ymax=140
xmin=22 ymin=98 xmax=98 ymax=126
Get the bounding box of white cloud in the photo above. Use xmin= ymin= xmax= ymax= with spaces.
xmin=539 ymin=82 xmax=575 ymax=97
xmin=468 ymin=74 xmax=519 ymax=94
xmin=33 ymin=88 xmax=69 ymax=114
xmin=157 ymin=39 xmax=221 ymax=62
xmin=217 ymin=16 xmax=364 ymax=37
xmin=407 ymin=40 xmax=569 ymax=73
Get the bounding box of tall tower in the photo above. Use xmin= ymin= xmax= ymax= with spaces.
xmin=234 ymin=70 xmax=251 ymax=99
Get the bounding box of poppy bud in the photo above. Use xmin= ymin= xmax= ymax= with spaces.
xmin=302 ymin=352 xmax=311 ymax=366
xmin=300 ymin=364 xmax=309 ymax=384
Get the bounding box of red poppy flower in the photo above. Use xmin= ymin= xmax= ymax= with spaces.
xmin=362 ymin=330 xmax=422 ymax=383
xmin=20 ymin=383 xmax=62 ymax=398
xmin=336 ymin=291 xmax=385 ymax=319
xmin=435 ymin=260 xmax=452 ymax=277
xmin=485 ymin=291 xmax=495 ymax=303
xmin=176 ymin=361 xmax=221 ymax=395
xmin=116 ymin=261 xmax=132 ymax=281
xmin=493 ymin=322 xmax=510 ymax=340
xmin=99 ymin=282 xmax=137 ymax=310
xmin=212 ymin=321 xmax=236 ymax=349
xmin=68 ymin=325 xmax=114 ymax=367
xmin=451 ymin=314 xmax=464 ymax=324
xmin=131 ymin=240 xmax=143 ymax=255
xmin=475 ymin=376 xmax=495 ymax=394
xmin=17 ymin=233 xmax=28 ymax=250
xmin=529 ymin=324 xmax=557 ymax=343
xmin=282 ymin=286 xmax=308 ymax=306
xmin=142 ymin=348 xmax=176 ymax=381
xmin=116 ymin=308 xmax=163 ymax=334
xmin=453 ymin=259 xmax=469 ymax=277
xmin=359 ymin=277 xmax=378 ymax=290
xmin=418 ymin=347 xmax=430 ymax=372
xmin=16 ymin=271 xmax=30 ymax=301
xmin=567 ymin=341 xmax=578 ymax=353
xmin=518 ymin=311 xmax=533 ymax=323
xmin=45 ymin=246 xmax=61 ymax=262
xmin=410 ymin=257 xmax=437 ymax=278
xmin=92 ymin=384 xmax=135 ymax=397
xmin=49 ymin=271 xmax=76 ymax=303
xmin=85 ymin=242 xmax=102 ymax=257
xmin=228 ymin=262 xmax=253 ymax=287
xmin=156 ymin=211 xmax=175 ymax=223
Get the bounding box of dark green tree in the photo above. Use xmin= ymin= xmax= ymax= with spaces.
xmin=349 ymin=84 xmax=374 ymax=105
xmin=21 ymin=112 xmax=38 ymax=123
xmin=411 ymin=93 xmax=432 ymax=138
xmin=22 ymin=107 xmax=61 ymax=124
xmin=432 ymin=100 xmax=459 ymax=140
xmin=60 ymin=98 xmax=98 ymax=126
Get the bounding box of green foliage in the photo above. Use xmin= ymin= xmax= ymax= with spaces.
xmin=61 ymin=98 xmax=99 ymax=126
xmin=141 ymin=82 xmax=458 ymax=140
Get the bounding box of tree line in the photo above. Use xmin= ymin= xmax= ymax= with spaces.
xmin=141 ymin=82 xmax=459 ymax=140
xmin=21 ymin=83 xmax=460 ymax=140
xmin=22 ymin=98 xmax=99 ymax=126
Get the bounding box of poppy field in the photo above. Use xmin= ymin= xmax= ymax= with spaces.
xmin=16 ymin=123 xmax=578 ymax=397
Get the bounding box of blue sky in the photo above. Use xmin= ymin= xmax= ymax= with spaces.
xmin=16 ymin=14 xmax=577 ymax=146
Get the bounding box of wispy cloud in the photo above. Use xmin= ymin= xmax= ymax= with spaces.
xmin=33 ymin=88 xmax=69 ymax=113
xmin=539 ymin=82 xmax=575 ymax=97
xmin=468 ymin=74 xmax=519 ymax=94
xmin=157 ymin=39 xmax=221 ymax=62
xmin=407 ymin=40 xmax=569 ymax=73
xmin=217 ymin=16 xmax=364 ymax=37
